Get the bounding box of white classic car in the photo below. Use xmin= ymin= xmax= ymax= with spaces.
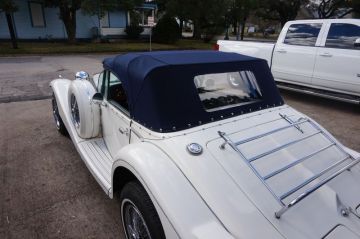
xmin=217 ymin=19 xmax=360 ymax=104
xmin=50 ymin=51 xmax=360 ymax=239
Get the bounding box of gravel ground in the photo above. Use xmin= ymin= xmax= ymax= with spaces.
xmin=0 ymin=99 xmax=123 ymax=239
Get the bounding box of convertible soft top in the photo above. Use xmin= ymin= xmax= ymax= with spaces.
xmin=103 ymin=50 xmax=283 ymax=132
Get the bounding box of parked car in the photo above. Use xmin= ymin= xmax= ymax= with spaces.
xmin=51 ymin=51 xmax=360 ymax=239
xmin=217 ymin=19 xmax=360 ymax=104
xmin=263 ymin=26 xmax=276 ymax=36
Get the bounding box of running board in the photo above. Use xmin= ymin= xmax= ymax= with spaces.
xmin=277 ymin=82 xmax=360 ymax=105
xmin=77 ymin=138 xmax=114 ymax=196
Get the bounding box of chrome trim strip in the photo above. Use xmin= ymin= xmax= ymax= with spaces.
xmin=277 ymin=85 xmax=360 ymax=105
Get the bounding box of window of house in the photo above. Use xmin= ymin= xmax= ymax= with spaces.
xmin=284 ymin=23 xmax=322 ymax=46
xmin=325 ymin=23 xmax=360 ymax=50
xmin=194 ymin=71 xmax=262 ymax=112
xmin=29 ymin=2 xmax=45 ymax=27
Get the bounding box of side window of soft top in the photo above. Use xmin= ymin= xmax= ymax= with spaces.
xmin=106 ymin=71 xmax=130 ymax=114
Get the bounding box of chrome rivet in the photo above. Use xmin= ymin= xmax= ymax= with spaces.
xmin=341 ymin=209 xmax=349 ymax=217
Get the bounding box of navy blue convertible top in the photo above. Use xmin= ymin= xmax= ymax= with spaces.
xmin=103 ymin=50 xmax=283 ymax=132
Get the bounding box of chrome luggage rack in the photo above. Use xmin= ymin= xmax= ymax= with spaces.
xmin=218 ymin=114 xmax=360 ymax=219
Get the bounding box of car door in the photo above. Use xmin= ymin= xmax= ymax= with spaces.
xmin=272 ymin=23 xmax=323 ymax=85
xmin=312 ymin=22 xmax=360 ymax=96
xmin=101 ymin=70 xmax=131 ymax=158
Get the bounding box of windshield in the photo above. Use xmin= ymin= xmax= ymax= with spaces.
xmin=194 ymin=71 xmax=263 ymax=112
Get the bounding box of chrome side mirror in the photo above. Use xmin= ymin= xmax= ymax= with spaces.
xmin=355 ymin=38 xmax=360 ymax=48
xmin=75 ymin=71 xmax=90 ymax=80
xmin=92 ymin=92 xmax=103 ymax=105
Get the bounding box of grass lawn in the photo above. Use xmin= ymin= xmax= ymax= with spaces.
xmin=0 ymin=39 xmax=214 ymax=55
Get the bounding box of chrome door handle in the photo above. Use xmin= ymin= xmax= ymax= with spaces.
xmin=357 ymin=73 xmax=360 ymax=78
xmin=319 ymin=53 xmax=333 ymax=57
xmin=119 ymin=127 xmax=129 ymax=135
xmin=276 ymin=49 xmax=287 ymax=53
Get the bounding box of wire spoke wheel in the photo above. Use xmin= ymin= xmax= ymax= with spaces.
xmin=122 ymin=200 xmax=152 ymax=239
xmin=52 ymin=94 xmax=61 ymax=129
xmin=70 ymin=94 xmax=80 ymax=128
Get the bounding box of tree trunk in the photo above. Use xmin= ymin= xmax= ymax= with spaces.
xmin=179 ymin=18 xmax=184 ymax=38
xmin=5 ymin=13 xmax=18 ymax=49
xmin=233 ymin=21 xmax=238 ymax=35
xmin=193 ymin=21 xmax=201 ymax=39
xmin=60 ymin=7 xmax=77 ymax=44
xmin=240 ymin=17 xmax=247 ymax=41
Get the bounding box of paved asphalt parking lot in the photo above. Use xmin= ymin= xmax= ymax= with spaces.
xmin=0 ymin=55 xmax=359 ymax=239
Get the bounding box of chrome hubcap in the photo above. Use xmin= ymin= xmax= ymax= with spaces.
xmin=70 ymin=94 xmax=80 ymax=128
xmin=122 ymin=200 xmax=152 ymax=239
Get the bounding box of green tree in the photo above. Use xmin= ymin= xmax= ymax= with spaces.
xmin=315 ymin=0 xmax=360 ymax=18
xmin=158 ymin=0 xmax=229 ymax=41
xmin=160 ymin=0 xmax=192 ymax=35
xmin=153 ymin=14 xmax=180 ymax=43
xmin=191 ymin=0 xmax=229 ymax=40
xmin=257 ymin=0 xmax=308 ymax=27
xmin=229 ymin=0 xmax=258 ymax=40
xmin=351 ymin=0 xmax=360 ymax=17
xmin=41 ymin=0 xmax=142 ymax=43
xmin=0 ymin=0 xmax=18 ymax=49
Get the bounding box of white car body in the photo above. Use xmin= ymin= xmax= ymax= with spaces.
xmin=50 ymin=51 xmax=360 ymax=239
xmin=217 ymin=19 xmax=360 ymax=103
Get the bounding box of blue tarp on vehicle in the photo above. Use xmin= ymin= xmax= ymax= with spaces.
xmin=103 ymin=50 xmax=283 ymax=132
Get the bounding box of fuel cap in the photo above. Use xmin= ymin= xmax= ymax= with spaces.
xmin=187 ymin=143 xmax=203 ymax=155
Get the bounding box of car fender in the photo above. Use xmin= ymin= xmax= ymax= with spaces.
xmin=50 ymin=79 xmax=72 ymax=129
xmin=111 ymin=142 xmax=234 ymax=239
